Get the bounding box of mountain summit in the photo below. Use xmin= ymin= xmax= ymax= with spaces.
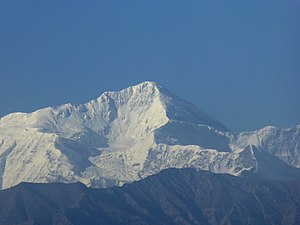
xmin=0 ymin=81 xmax=299 ymax=189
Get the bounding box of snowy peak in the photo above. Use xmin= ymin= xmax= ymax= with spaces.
xmin=95 ymin=81 xmax=228 ymax=131
xmin=96 ymin=81 xmax=162 ymax=107
xmin=0 ymin=81 xmax=227 ymax=135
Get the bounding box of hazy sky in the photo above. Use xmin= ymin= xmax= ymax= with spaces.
xmin=0 ymin=0 xmax=299 ymax=132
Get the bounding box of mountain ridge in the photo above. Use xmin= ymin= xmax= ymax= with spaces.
xmin=0 ymin=168 xmax=299 ymax=225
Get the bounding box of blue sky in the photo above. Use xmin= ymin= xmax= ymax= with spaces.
xmin=0 ymin=0 xmax=299 ymax=131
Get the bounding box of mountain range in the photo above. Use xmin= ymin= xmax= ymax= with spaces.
xmin=0 ymin=81 xmax=299 ymax=189
xmin=0 ymin=168 xmax=299 ymax=225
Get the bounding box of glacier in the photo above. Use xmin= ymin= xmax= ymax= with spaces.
xmin=0 ymin=81 xmax=299 ymax=189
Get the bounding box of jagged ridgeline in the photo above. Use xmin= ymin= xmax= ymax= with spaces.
xmin=0 ymin=81 xmax=299 ymax=189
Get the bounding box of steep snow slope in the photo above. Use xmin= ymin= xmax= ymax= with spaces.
xmin=0 ymin=81 xmax=299 ymax=189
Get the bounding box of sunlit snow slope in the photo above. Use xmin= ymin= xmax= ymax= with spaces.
xmin=0 ymin=81 xmax=299 ymax=189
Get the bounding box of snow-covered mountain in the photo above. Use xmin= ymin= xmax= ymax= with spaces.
xmin=0 ymin=81 xmax=299 ymax=189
